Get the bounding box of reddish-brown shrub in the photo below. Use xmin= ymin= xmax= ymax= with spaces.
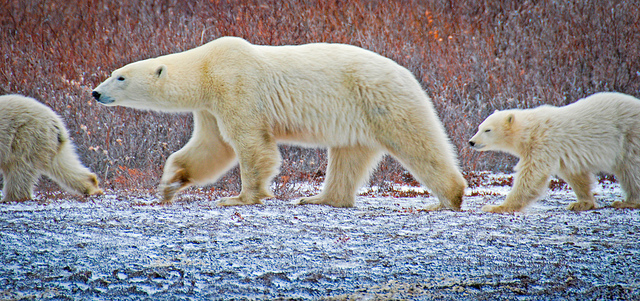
xmin=2 ymin=0 xmax=638 ymax=195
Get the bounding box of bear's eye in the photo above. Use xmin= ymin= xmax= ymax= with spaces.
xmin=117 ymin=76 xmax=125 ymax=81
xmin=484 ymin=129 xmax=491 ymax=133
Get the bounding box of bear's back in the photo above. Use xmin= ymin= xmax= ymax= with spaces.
xmin=535 ymin=92 xmax=640 ymax=171
xmin=0 ymin=94 xmax=62 ymax=131
xmin=557 ymin=92 xmax=640 ymax=131
xmin=565 ymin=92 xmax=640 ymax=114
xmin=0 ymin=95 xmax=65 ymax=164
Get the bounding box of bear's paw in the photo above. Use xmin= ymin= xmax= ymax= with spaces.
xmin=481 ymin=204 xmax=519 ymax=213
xmin=293 ymin=196 xmax=355 ymax=208
xmin=217 ymin=196 xmax=264 ymax=207
xmin=158 ymin=182 xmax=182 ymax=204
xmin=612 ymin=201 xmax=640 ymax=209
xmin=421 ymin=202 xmax=447 ymax=211
xmin=566 ymin=201 xmax=596 ymax=211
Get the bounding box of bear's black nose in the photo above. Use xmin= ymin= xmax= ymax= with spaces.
xmin=91 ymin=91 xmax=101 ymax=100
xmin=469 ymin=141 xmax=475 ymax=147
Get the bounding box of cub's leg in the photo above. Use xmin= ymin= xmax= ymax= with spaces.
xmin=160 ymin=111 xmax=236 ymax=203
xmin=1 ymin=166 xmax=38 ymax=203
xmin=563 ymin=171 xmax=597 ymax=211
xmin=217 ymin=130 xmax=280 ymax=206
xmin=295 ymin=146 xmax=381 ymax=207
xmin=482 ymin=161 xmax=551 ymax=213
xmin=46 ymin=141 xmax=103 ymax=196
xmin=613 ymin=162 xmax=640 ymax=209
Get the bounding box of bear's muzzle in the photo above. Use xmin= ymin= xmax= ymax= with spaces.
xmin=92 ymin=91 xmax=115 ymax=105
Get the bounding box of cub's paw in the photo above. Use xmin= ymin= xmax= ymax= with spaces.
xmin=217 ymin=196 xmax=263 ymax=207
xmin=481 ymin=204 xmax=518 ymax=213
xmin=612 ymin=201 xmax=640 ymax=209
xmin=90 ymin=188 xmax=104 ymax=196
xmin=84 ymin=174 xmax=103 ymax=196
xmin=567 ymin=201 xmax=596 ymax=211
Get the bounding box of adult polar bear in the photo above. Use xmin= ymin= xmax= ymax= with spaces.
xmin=93 ymin=36 xmax=466 ymax=209
xmin=469 ymin=92 xmax=640 ymax=213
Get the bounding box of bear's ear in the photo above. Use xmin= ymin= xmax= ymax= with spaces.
xmin=505 ymin=113 xmax=515 ymax=125
xmin=155 ymin=65 xmax=167 ymax=79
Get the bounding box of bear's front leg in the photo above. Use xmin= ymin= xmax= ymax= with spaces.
xmin=158 ymin=111 xmax=237 ymax=203
xmin=482 ymin=164 xmax=551 ymax=213
xmin=159 ymin=167 xmax=191 ymax=203
xmin=216 ymin=130 xmax=280 ymax=206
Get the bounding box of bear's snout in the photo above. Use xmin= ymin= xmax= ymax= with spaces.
xmin=91 ymin=91 xmax=101 ymax=101
xmin=91 ymin=91 xmax=115 ymax=105
xmin=469 ymin=139 xmax=484 ymax=150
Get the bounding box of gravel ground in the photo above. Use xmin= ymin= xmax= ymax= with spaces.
xmin=1 ymin=175 xmax=639 ymax=300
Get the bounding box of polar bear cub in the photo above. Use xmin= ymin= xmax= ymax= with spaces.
xmin=469 ymin=92 xmax=640 ymax=213
xmin=92 ymin=36 xmax=467 ymax=210
xmin=0 ymin=94 xmax=103 ymax=202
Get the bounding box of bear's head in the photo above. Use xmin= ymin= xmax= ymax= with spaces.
xmin=92 ymin=59 xmax=168 ymax=110
xmin=469 ymin=110 xmax=519 ymax=153
xmin=83 ymin=173 xmax=104 ymax=196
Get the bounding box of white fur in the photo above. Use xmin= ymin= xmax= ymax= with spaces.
xmin=0 ymin=94 xmax=102 ymax=202
xmin=93 ymin=36 xmax=466 ymax=209
xmin=469 ymin=92 xmax=640 ymax=212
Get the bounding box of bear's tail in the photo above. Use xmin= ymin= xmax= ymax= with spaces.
xmin=47 ymin=126 xmax=102 ymax=196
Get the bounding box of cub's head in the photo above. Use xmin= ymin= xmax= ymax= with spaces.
xmin=92 ymin=59 xmax=167 ymax=110
xmin=84 ymin=173 xmax=104 ymax=196
xmin=469 ymin=110 xmax=519 ymax=153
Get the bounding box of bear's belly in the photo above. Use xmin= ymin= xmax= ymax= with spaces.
xmin=273 ymin=125 xmax=378 ymax=148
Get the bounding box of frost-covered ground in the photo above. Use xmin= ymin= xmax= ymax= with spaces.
xmin=1 ymin=173 xmax=639 ymax=300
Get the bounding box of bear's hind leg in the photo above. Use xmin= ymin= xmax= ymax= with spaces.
xmin=612 ymin=164 xmax=640 ymax=209
xmin=398 ymin=159 xmax=466 ymax=211
xmin=294 ymin=146 xmax=381 ymax=207
xmin=2 ymin=168 xmax=38 ymax=203
xmin=385 ymin=142 xmax=466 ymax=211
xmin=563 ymin=171 xmax=597 ymax=211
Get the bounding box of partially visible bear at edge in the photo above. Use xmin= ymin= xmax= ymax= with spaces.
xmin=469 ymin=92 xmax=640 ymax=213
xmin=0 ymin=94 xmax=103 ymax=203
xmin=92 ymin=36 xmax=467 ymax=210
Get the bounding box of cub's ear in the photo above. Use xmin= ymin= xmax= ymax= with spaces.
xmin=155 ymin=65 xmax=167 ymax=78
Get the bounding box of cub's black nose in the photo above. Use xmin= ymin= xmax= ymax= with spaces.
xmin=469 ymin=141 xmax=475 ymax=147
xmin=92 ymin=91 xmax=101 ymax=100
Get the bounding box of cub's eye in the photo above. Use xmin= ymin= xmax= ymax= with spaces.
xmin=117 ymin=76 xmax=125 ymax=81
xmin=484 ymin=129 xmax=491 ymax=133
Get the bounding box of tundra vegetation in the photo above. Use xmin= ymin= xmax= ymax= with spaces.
xmin=1 ymin=0 xmax=639 ymax=198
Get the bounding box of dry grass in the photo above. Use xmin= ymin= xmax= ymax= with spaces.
xmin=1 ymin=0 xmax=639 ymax=195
